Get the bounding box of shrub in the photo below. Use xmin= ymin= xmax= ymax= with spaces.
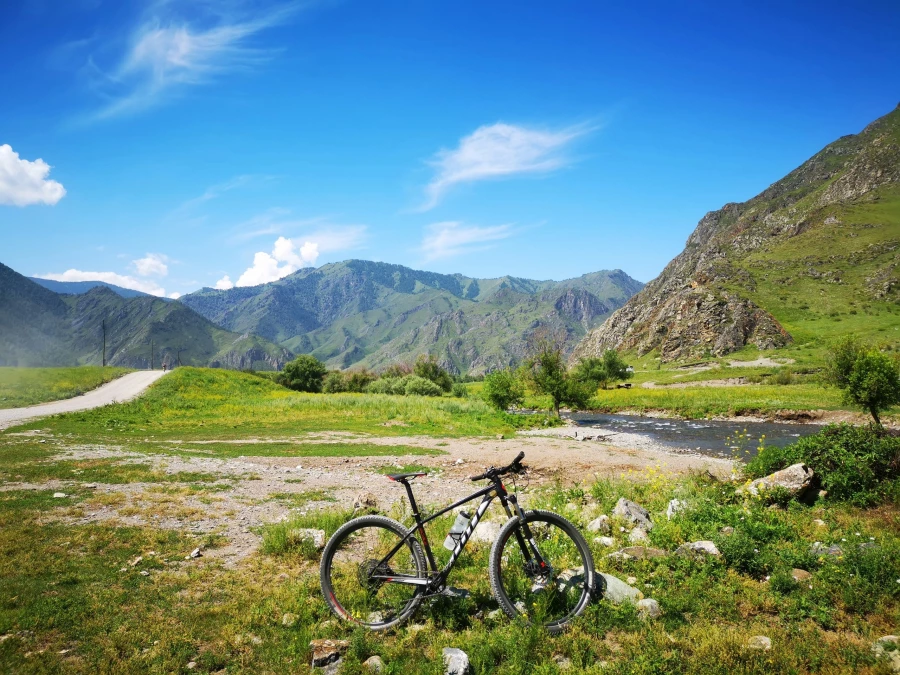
xmin=403 ymin=375 xmax=444 ymax=397
xmin=322 ymin=371 xmax=347 ymax=393
xmin=279 ymin=355 xmax=328 ymax=393
xmin=746 ymin=424 xmax=900 ymax=506
xmin=573 ymin=350 xmax=633 ymax=390
xmin=413 ymin=355 xmax=453 ymax=392
xmin=482 ymin=369 xmax=525 ymax=410
xmin=451 ymin=383 xmax=469 ymax=398
xmin=380 ymin=363 xmax=412 ymax=379
xmin=366 ymin=377 xmax=406 ymax=395
xmin=345 ymin=368 xmax=377 ymax=393
xmin=772 ymin=368 xmax=795 ymax=386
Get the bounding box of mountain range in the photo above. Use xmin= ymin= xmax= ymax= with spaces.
xmin=574 ymin=103 xmax=900 ymax=363
xmin=180 ymin=261 xmax=644 ymax=374
xmin=0 ymin=263 xmax=291 ymax=369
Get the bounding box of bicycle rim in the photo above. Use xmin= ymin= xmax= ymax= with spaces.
xmin=490 ymin=510 xmax=594 ymax=632
xmin=321 ymin=517 xmax=425 ymax=629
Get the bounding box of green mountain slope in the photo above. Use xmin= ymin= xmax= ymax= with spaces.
xmin=29 ymin=277 xmax=153 ymax=299
xmin=181 ymin=261 xmax=643 ymax=374
xmin=574 ymin=103 xmax=900 ymax=363
xmin=1 ymin=263 xmax=293 ymax=369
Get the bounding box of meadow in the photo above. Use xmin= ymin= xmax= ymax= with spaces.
xmin=0 ymin=366 xmax=132 ymax=409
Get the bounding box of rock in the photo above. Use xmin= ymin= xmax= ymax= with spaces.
xmin=553 ymin=654 xmax=573 ymax=670
xmin=52 ymin=492 xmax=67 ymax=499
xmin=666 ymin=499 xmax=686 ymax=520
xmin=791 ymin=569 xmax=811 ymax=582
xmin=626 ymin=576 xmax=638 ymax=585
xmin=872 ymin=636 xmax=900 ymax=673
xmin=739 ymin=464 xmax=814 ymax=500
xmin=675 ymin=541 xmax=720 ymax=558
xmin=310 ymin=639 xmax=349 ymax=668
xmin=140 ymin=570 xmax=150 ymax=576
xmin=471 ymin=521 xmax=502 ymax=544
xmin=189 ymin=548 xmax=202 ymax=559
xmin=353 ymin=491 xmax=378 ymax=510
xmin=812 ymin=518 xmax=827 ymax=527
xmin=598 ymin=573 xmax=643 ymax=605
xmin=83 ymin=483 xmax=98 ymax=489
xmin=443 ymin=647 xmax=470 ymax=675
xmin=619 ymin=546 xmax=667 ymax=560
xmin=810 ymin=542 xmax=843 ymax=557
xmin=613 ymin=498 xmax=653 ymax=530
xmin=288 ymin=528 xmax=326 ymax=550
xmin=720 ymin=526 xmax=735 ymax=535
xmin=486 ymin=609 xmax=503 ymax=620
xmin=637 ymin=598 xmax=662 ymax=619
xmin=587 ymin=515 xmax=611 ymax=534
xmin=186 ymin=662 xmax=197 ymax=670
xmin=130 ymin=556 xmax=143 ymax=567
xmin=748 ymin=636 xmax=772 ymax=651
xmin=282 ymin=613 xmax=298 ymax=627
xmin=594 ymin=536 xmax=616 ymax=548
xmin=628 ymin=528 xmax=649 ymax=544
xmin=364 ymin=655 xmax=385 ymax=673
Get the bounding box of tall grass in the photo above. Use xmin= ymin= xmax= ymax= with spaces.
xmin=0 ymin=366 xmax=132 ymax=409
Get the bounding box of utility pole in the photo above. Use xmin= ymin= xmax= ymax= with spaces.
xmin=101 ymin=319 xmax=107 ymax=367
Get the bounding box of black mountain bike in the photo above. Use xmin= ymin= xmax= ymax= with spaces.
xmin=319 ymin=452 xmax=596 ymax=633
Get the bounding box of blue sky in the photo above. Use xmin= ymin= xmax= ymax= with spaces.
xmin=1 ymin=0 xmax=899 ymax=298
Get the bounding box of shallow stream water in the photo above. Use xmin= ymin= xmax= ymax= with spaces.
xmin=567 ymin=412 xmax=820 ymax=461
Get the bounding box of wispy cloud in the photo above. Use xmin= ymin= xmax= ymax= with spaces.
xmin=0 ymin=144 xmax=66 ymax=207
xmin=420 ymin=221 xmax=514 ymax=260
xmin=420 ymin=122 xmax=592 ymax=210
xmin=83 ymin=2 xmax=305 ymax=120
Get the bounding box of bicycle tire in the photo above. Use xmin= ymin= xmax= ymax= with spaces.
xmin=489 ymin=509 xmax=595 ymax=634
xmin=320 ymin=515 xmax=427 ymax=630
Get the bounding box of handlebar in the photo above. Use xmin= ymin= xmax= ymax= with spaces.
xmin=469 ymin=451 xmax=526 ymax=482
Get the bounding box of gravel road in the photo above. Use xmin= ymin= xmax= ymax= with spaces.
xmin=0 ymin=370 xmax=168 ymax=429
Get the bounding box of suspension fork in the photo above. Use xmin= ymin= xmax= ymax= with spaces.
xmin=498 ymin=482 xmax=548 ymax=568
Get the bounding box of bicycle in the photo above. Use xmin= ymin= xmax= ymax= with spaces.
xmin=319 ymin=451 xmax=596 ymax=633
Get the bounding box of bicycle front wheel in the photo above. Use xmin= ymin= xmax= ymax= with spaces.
xmin=489 ymin=509 xmax=595 ymax=633
xmin=320 ymin=515 xmax=427 ymax=630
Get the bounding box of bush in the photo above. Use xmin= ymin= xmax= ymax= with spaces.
xmin=403 ymin=375 xmax=444 ymax=397
xmin=746 ymin=424 xmax=900 ymax=506
xmin=413 ymin=355 xmax=453 ymax=392
xmin=366 ymin=377 xmax=406 ymax=395
xmin=279 ymin=355 xmax=328 ymax=393
xmin=380 ymin=363 xmax=412 ymax=379
xmin=345 ymin=368 xmax=377 ymax=393
xmin=451 ymin=383 xmax=469 ymax=398
xmin=482 ymin=369 xmax=525 ymax=410
xmin=322 ymin=371 xmax=347 ymax=393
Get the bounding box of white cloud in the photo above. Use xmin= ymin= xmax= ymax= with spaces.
xmin=421 ymin=221 xmax=514 ymax=260
xmin=168 ymin=291 xmax=182 ymax=299
xmin=421 ymin=122 xmax=590 ymax=210
xmin=36 ymin=269 xmax=167 ymax=296
xmin=0 ymin=144 xmax=66 ymax=207
xmin=232 ymin=226 xmax=367 ymax=287
xmin=86 ymin=3 xmax=303 ymax=119
xmin=214 ymin=275 xmax=234 ymax=290
xmin=133 ymin=252 xmax=169 ymax=277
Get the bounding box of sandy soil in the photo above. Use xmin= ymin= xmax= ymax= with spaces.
xmin=727 ymin=357 xmax=795 ymax=368
xmin=3 ymin=429 xmax=733 ymax=566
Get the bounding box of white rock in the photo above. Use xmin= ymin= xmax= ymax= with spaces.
xmin=553 ymin=654 xmax=573 ymax=670
xmin=287 ymin=528 xmax=326 ymax=550
xmin=675 ymin=541 xmax=720 ymax=558
xmin=637 ymin=598 xmax=662 ymax=619
xmin=598 ymin=573 xmax=643 ymax=605
xmin=594 ymin=536 xmax=616 ymax=548
xmin=443 ymin=647 xmax=470 ymax=675
xmin=587 ymin=515 xmax=611 ymax=534
xmin=628 ymin=528 xmax=649 ymax=544
xmin=666 ymin=499 xmax=686 ymax=520
xmin=282 ymin=613 xmax=298 ymax=627
xmin=872 ymin=636 xmax=900 ymax=673
xmin=52 ymin=492 xmax=67 ymax=499
xmin=613 ymin=498 xmax=653 ymax=530
xmin=189 ymin=548 xmax=202 ymax=559
xmin=740 ymin=464 xmax=814 ymax=500
xmin=363 ymin=655 xmax=385 ymax=673
xmin=748 ymin=636 xmax=772 ymax=651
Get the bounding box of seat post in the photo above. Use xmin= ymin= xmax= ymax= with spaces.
xmin=401 ymin=480 xmax=422 ymax=521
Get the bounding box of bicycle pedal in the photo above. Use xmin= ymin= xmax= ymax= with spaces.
xmin=439 ymin=586 xmax=470 ymax=599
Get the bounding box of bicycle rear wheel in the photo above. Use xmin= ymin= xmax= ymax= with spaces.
xmin=320 ymin=515 xmax=427 ymax=630
xmin=489 ymin=509 xmax=595 ymax=633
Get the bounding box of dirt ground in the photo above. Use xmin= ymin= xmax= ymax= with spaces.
xmin=3 ymin=429 xmax=733 ymax=566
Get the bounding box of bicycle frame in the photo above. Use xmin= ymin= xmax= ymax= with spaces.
xmin=371 ymin=475 xmax=545 ymax=591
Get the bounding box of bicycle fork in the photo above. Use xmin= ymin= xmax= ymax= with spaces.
xmin=501 ymin=490 xmax=551 ymax=575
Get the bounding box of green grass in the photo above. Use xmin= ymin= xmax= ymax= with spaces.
xmin=13 ymin=367 xmax=528 ymax=441
xmin=0 ymin=366 xmax=132 ymax=409
xmin=157 ymin=441 xmax=442 ymax=459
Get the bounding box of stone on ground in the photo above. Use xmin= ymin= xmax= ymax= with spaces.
xmin=748 ymin=636 xmax=772 ymax=651
xmin=553 ymin=654 xmax=573 ymax=669
xmin=666 ymin=499 xmax=686 ymax=520
xmin=598 ymin=573 xmax=643 ymax=605
xmin=637 ymin=598 xmax=662 ymax=619
xmin=791 ymin=569 xmax=811 ymax=582
xmin=613 ymin=498 xmax=653 ymax=530
xmin=587 ymin=515 xmax=611 ymax=534
xmin=810 ymin=542 xmax=843 ymax=557
xmin=288 ymin=528 xmax=326 ymax=550
xmin=443 ymin=647 xmax=470 ymax=675
xmin=354 ymin=491 xmax=378 ymax=510
xmin=872 ymin=636 xmax=900 ymax=673
xmin=594 ymin=536 xmax=616 ymax=547
xmin=739 ymin=463 xmax=814 ymax=500
xmin=675 ymin=541 xmax=720 ymax=558
xmin=310 ymin=639 xmax=349 ymax=669
xmin=363 ymin=655 xmax=385 ymax=673
xmin=628 ymin=528 xmax=649 ymax=544
xmin=281 ymin=613 xmax=298 ymax=627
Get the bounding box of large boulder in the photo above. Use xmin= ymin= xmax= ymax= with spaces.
xmin=598 ymin=573 xmax=643 ymax=605
xmin=613 ymin=498 xmax=653 ymax=531
xmin=739 ymin=464 xmax=814 ymax=500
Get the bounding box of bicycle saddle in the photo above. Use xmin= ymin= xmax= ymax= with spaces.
xmin=386 ymin=472 xmax=428 ymax=481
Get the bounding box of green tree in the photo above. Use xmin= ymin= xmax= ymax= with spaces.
xmin=345 ymin=368 xmax=377 ymax=393
xmin=413 ymin=354 xmax=453 ymax=392
xmin=322 ymin=371 xmax=347 ymax=393
xmin=482 ymin=369 xmax=525 ymax=410
xmin=824 ymin=337 xmax=900 ymax=425
xmin=573 ymin=350 xmax=633 ymax=390
xmin=280 ymin=354 xmax=328 ymax=393
xmin=525 ymin=342 xmax=590 ymax=416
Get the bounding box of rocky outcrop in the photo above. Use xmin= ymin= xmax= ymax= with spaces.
xmin=574 ymin=104 xmax=900 ymax=363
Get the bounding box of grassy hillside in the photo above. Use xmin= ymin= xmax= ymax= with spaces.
xmin=182 ymin=260 xmax=644 ymax=374
xmin=0 ymin=366 xmax=132 ymax=409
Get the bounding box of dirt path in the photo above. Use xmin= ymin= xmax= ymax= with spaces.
xmin=0 ymin=370 xmax=168 ymax=430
